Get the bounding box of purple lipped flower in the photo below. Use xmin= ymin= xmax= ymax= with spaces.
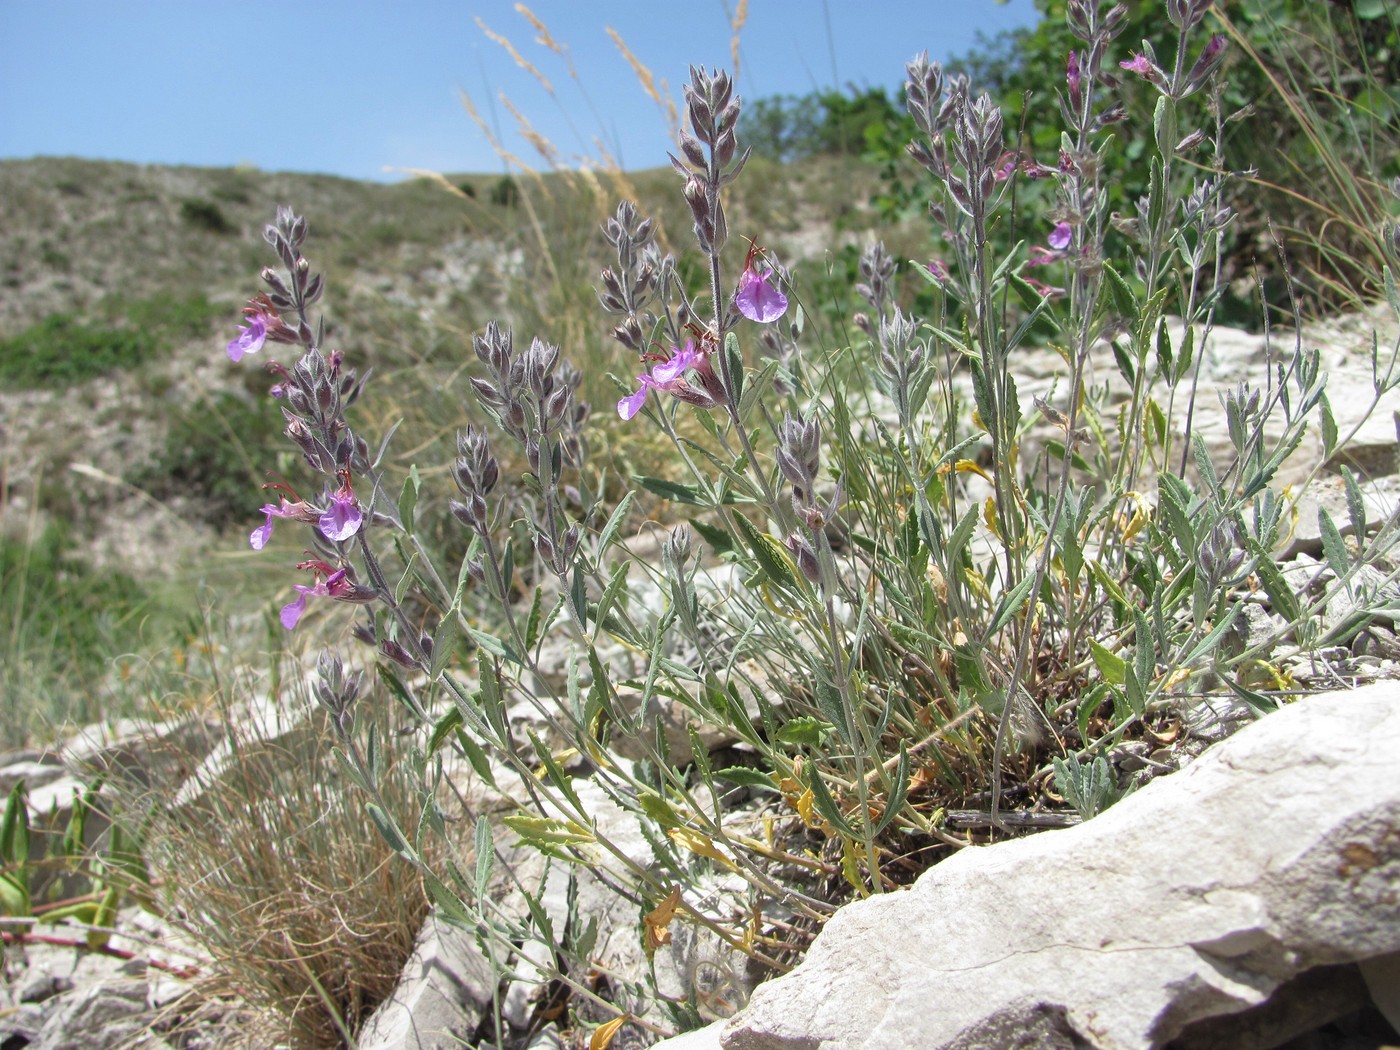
xmin=1048 ymin=222 xmax=1073 ymax=251
xmin=227 ymin=313 xmax=268 ymax=362
xmin=281 ymin=561 xmax=353 ymax=630
xmin=735 ymin=241 xmax=788 ymax=324
xmin=250 ymin=494 xmax=317 ymax=550
xmin=318 ymin=472 xmax=363 ymax=542
xmin=618 ymin=340 xmax=703 ymax=420
xmin=1119 ymin=53 xmax=1167 ymax=88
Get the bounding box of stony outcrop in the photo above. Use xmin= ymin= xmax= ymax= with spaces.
xmin=661 ymin=681 xmax=1400 ymax=1050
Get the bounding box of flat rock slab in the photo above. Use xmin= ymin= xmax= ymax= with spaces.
xmin=692 ymin=681 xmax=1400 ymax=1050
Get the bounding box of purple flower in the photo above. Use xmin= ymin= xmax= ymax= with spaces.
xmin=1047 ymin=222 xmax=1073 ymax=251
xmin=1026 ymin=246 xmax=1063 ymax=268
xmin=250 ymin=496 xmax=317 ymax=550
xmin=281 ymin=568 xmax=349 ymax=630
xmin=1066 ymin=51 xmax=1082 ymax=105
xmin=735 ymin=266 xmax=787 ymax=324
xmin=1022 ymin=276 xmax=1066 ymax=299
xmin=927 ymin=260 xmax=950 ymax=284
xmin=227 ymin=313 xmax=268 ymax=362
xmin=251 ymin=501 xmax=291 ymax=550
xmin=319 ymin=492 xmax=362 ymax=542
xmin=618 ymin=341 xmax=703 ymax=420
xmin=1120 ymin=53 xmax=1155 ymax=77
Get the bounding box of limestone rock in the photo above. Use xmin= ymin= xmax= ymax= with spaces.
xmin=356 ymin=909 xmax=499 ymax=1050
xmin=32 ymin=976 xmax=149 ymax=1050
xmin=700 ymin=681 xmax=1400 ymax=1050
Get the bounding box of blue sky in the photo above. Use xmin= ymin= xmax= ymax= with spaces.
xmin=1 ymin=1 xmax=1040 ymax=182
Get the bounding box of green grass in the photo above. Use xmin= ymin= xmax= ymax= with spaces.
xmin=0 ymin=292 xmax=224 ymax=389
xmin=0 ymin=523 xmax=151 ymax=747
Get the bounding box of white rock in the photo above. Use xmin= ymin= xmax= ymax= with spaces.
xmin=710 ymin=681 xmax=1400 ymax=1050
xmin=356 ymin=910 xmax=500 ymax=1050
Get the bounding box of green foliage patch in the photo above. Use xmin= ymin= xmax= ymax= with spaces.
xmin=0 ymin=293 xmax=223 ymax=389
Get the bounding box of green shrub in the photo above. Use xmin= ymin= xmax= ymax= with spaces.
xmin=135 ymin=391 xmax=291 ymax=528
xmin=0 ymin=314 xmax=155 ymax=388
xmin=179 ymin=197 xmax=233 ymax=234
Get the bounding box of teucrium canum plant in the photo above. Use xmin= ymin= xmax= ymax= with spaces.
xmin=226 ymin=1 xmax=1400 ymax=1037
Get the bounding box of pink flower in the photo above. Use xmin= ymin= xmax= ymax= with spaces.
xmin=735 ymin=242 xmax=788 ymax=323
xmin=1022 ymin=276 xmax=1066 ymax=299
xmin=618 ymin=341 xmax=703 ymax=420
xmin=1026 ymin=246 xmax=1063 ymax=268
xmin=249 ymin=495 xmax=317 ymax=550
xmin=318 ymin=473 xmax=362 ymax=542
xmin=280 ymin=559 xmax=357 ymax=630
xmin=227 ymin=313 xmax=267 ymax=362
xmin=1047 ymin=222 xmax=1073 ymax=251
xmin=1119 ymin=53 xmax=1165 ymax=87
xmin=735 ymin=266 xmax=787 ymax=323
xmin=927 ymin=260 xmax=950 ymax=283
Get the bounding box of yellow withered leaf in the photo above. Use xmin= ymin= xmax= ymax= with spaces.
xmin=643 ymin=886 xmax=682 ymax=958
xmin=1119 ymin=491 xmax=1152 ymax=542
xmin=983 ymin=496 xmax=1000 ymax=538
xmin=644 ymin=886 xmax=682 ymax=930
xmin=668 ymin=828 xmax=738 ymax=872
xmin=955 ymin=458 xmax=994 ymax=482
xmin=589 ymin=1015 xmax=630 ymax=1050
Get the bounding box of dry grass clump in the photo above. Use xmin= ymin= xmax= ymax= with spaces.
xmin=127 ymin=646 xmax=438 ymax=1049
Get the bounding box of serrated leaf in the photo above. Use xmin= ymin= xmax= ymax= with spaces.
xmin=713 ymin=767 xmax=779 ymax=791
xmin=367 ymin=803 xmax=410 ymax=855
xmin=1341 ymin=465 xmax=1367 ymax=541
xmin=522 ymin=585 xmax=545 ymax=651
xmin=724 ymin=330 xmax=744 ymax=406
xmin=398 ymin=466 xmax=420 ymax=533
xmin=1089 ymin=638 xmax=1127 ymax=685
xmin=634 ymin=476 xmax=707 ymax=505
xmin=594 ymin=562 xmax=631 ymax=635
xmin=640 ymin=791 xmax=684 ymax=828
xmin=1103 ymin=261 xmax=1139 ymax=321
xmin=776 ymin=717 xmax=834 ymax=747
xmin=1248 ymin=540 xmax=1303 ymax=623
xmin=1319 ymin=393 xmax=1339 ymax=459
xmin=595 ymin=490 xmax=635 ymax=554
xmin=1174 ymin=324 xmax=1195 ymax=384
xmin=989 ymin=574 xmax=1036 ymax=633
xmin=873 ymin=743 xmax=911 ymax=835
xmin=428 ymin=707 xmax=463 ymax=756
xmin=430 ymin=611 xmax=462 ymax=678
xmin=731 ymin=512 xmax=802 ymax=594
xmin=474 ymin=817 xmax=494 ymax=899
xmin=1192 ymin=433 xmax=1220 ymax=496
xmin=1180 ymin=604 xmax=1241 ymax=666
xmin=503 ymin=814 xmax=594 ymax=848
xmin=689 ymin=517 xmax=733 ymax=554
xmin=1319 ymin=507 xmax=1351 ymax=584
xmin=421 ymin=868 xmax=473 ymax=924
xmin=805 ymin=764 xmax=856 ymax=836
